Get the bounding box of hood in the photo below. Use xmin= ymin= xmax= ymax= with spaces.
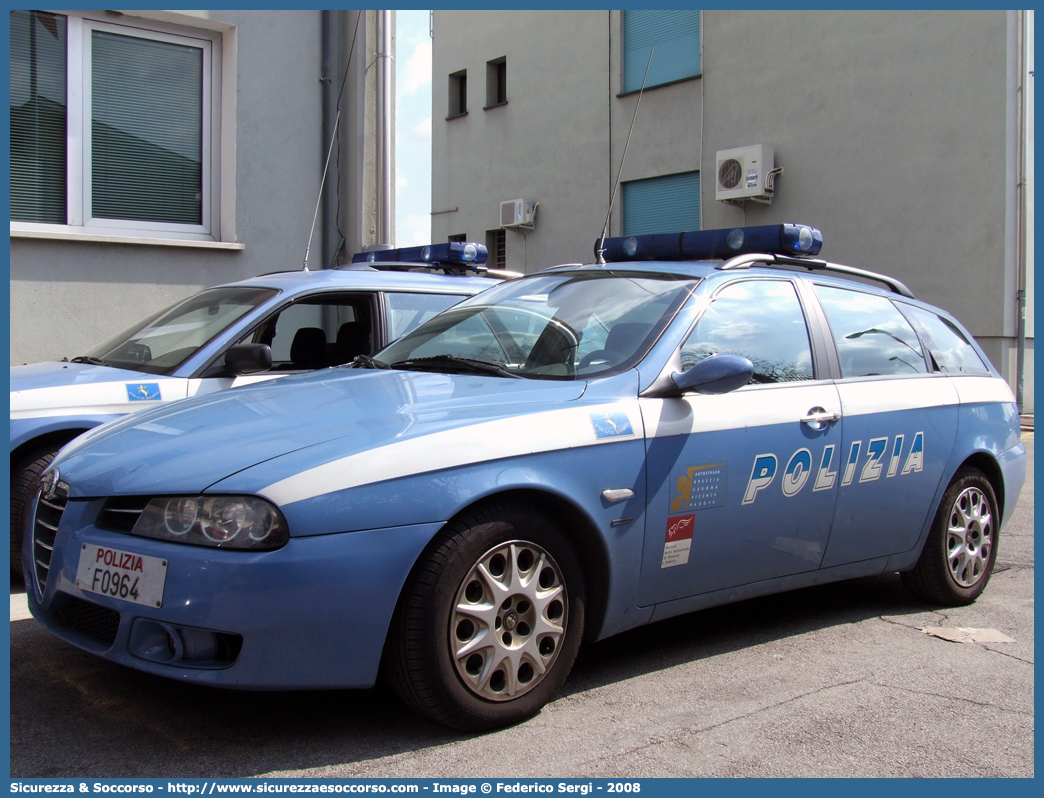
xmin=52 ymin=369 xmax=589 ymax=498
xmin=10 ymin=361 xmax=178 ymax=415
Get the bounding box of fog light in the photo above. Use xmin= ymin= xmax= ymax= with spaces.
xmin=129 ymin=619 xmax=243 ymax=668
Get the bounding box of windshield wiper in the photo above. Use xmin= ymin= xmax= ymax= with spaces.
xmin=70 ymin=356 xmax=111 ymax=366
xmin=390 ymin=355 xmax=521 ymax=378
xmin=347 ymin=354 xmax=390 ymax=370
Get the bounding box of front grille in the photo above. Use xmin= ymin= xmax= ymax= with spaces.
xmin=31 ymin=481 xmax=69 ymax=592
xmin=53 ymin=594 xmax=121 ymax=647
xmin=97 ymin=496 xmax=150 ymax=533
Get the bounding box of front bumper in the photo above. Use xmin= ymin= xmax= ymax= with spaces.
xmin=25 ymin=496 xmax=443 ymax=689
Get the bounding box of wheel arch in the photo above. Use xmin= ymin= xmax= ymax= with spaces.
xmin=11 ymin=428 xmax=89 ymax=469
xmin=393 ymin=486 xmax=612 ymax=648
xmin=958 ymin=451 xmax=1006 ymax=523
xmin=472 ymin=488 xmax=610 ymax=643
xmin=888 ymin=447 xmax=1010 ymax=576
xmin=900 ymin=455 xmax=1004 ymax=605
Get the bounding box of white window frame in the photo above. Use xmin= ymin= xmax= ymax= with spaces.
xmin=10 ymin=11 xmax=240 ymax=249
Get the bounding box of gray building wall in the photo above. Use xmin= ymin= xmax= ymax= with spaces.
xmin=431 ymin=9 xmax=1033 ymax=412
xmin=431 ymin=10 xmax=610 ymax=274
xmin=10 ymin=9 xmax=390 ymax=366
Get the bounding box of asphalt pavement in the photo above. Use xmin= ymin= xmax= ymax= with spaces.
xmin=9 ymin=434 xmax=1033 ymax=778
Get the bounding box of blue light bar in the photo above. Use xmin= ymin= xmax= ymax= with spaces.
xmin=596 ymin=224 xmax=823 ymax=262
xmin=351 ymin=241 xmax=488 ymax=266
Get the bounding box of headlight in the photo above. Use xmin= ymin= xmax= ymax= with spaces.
xmin=131 ymin=496 xmax=289 ymax=550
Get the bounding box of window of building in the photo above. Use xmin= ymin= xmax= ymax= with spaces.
xmin=486 ymin=229 xmax=506 ymax=269
xmin=814 ymin=285 xmax=928 ymax=378
xmin=681 ymin=280 xmax=814 ymax=384
xmin=623 ymin=10 xmax=701 ymax=93
xmin=10 ymin=11 xmax=67 ymax=224
xmin=9 ymin=10 xmax=228 ymax=243
xmin=622 ymin=171 xmax=700 ymax=236
xmin=447 ymin=233 xmax=467 ymax=243
xmin=448 ymin=69 xmax=467 ymax=118
xmin=485 ymin=57 xmax=506 ymax=108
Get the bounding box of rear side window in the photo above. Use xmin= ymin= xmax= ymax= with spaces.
xmin=681 ymin=279 xmax=814 ymax=383
xmin=814 ymin=284 xmax=927 ymax=378
xmin=901 ymin=304 xmax=989 ymax=374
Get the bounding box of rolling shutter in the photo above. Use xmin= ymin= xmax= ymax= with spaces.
xmin=623 ymin=171 xmax=701 ymax=236
xmin=623 ymin=10 xmax=700 ymax=92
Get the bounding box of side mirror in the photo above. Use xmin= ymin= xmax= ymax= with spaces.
xmin=671 ymin=353 xmax=754 ymax=395
xmin=225 ymin=343 xmax=273 ymax=376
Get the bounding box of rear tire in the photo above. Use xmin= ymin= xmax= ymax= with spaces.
xmin=385 ymin=502 xmax=585 ymax=731
xmin=902 ymin=468 xmax=999 ymax=606
xmin=10 ymin=447 xmax=60 ymax=577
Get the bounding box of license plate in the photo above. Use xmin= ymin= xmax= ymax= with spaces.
xmin=75 ymin=543 xmax=167 ymax=608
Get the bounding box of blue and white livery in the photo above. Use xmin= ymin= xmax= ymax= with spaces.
xmin=9 ymin=249 xmax=499 ymax=573
xmin=24 ymin=225 xmax=1025 ymax=732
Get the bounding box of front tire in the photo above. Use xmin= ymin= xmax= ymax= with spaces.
xmin=902 ymin=467 xmax=999 ymax=606
xmin=386 ymin=502 xmax=585 ymax=731
xmin=10 ymin=447 xmax=60 ymax=577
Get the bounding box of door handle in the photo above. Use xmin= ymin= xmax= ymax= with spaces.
xmin=801 ymin=407 xmax=841 ymax=429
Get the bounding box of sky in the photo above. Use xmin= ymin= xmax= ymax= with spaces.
xmin=395 ymin=9 xmax=433 ymax=247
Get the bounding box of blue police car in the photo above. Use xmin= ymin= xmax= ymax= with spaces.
xmin=9 ymin=242 xmax=500 ymax=574
xmin=24 ymin=225 xmax=1025 ymax=731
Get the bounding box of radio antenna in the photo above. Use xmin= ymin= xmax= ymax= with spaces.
xmin=303 ymin=12 xmax=363 ymax=271
xmin=596 ymin=49 xmax=653 ymax=265
xmin=303 ymin=109 xmax=341 ymax=271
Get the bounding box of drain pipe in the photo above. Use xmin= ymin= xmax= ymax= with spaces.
xmin=320 ymin=10 xmax=337 ymax=269
xmin=376 ymin=10 xmax=394 ymax=246
xmin=1015 ymin=9 xmax=1028 ymax=413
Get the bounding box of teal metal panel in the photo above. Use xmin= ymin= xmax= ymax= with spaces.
xmin=623 ymin=10 xmax=700 ymax=92
xmin=623 ymin=171 xmax=701 ymax=236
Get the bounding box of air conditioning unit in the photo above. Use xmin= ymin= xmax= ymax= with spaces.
xmin=500 ymin=199 xmax=537 ymax=229
xmin=715 ymin=145 xmax=775 ymax=202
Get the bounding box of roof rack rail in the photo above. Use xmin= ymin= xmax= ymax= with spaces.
xmin=717 ymin=254 xmax=914 ymax=298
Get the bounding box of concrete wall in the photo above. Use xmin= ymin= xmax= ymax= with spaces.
xmin=432 ymin=10 xmax=610 ymax=271
xmin=431 ymin=9 xmax=1032 ymax=411
xmin=10 ymin=10 xmax=380 ymax=366
xmin=701 ymin=11 xmax=1012 ymax=335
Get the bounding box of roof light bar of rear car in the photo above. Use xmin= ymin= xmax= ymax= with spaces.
xmin=352 ymin=241 xmax=488 ymax=268
xmin=595 ymin=224 xmax=824 ymax=263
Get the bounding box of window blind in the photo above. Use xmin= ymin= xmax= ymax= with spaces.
xmin=623 ymin=10 xmax=701 ymax=92
xmin=9 ymin=11 xmax=67 ymax=224
xmin=623 ymin=171 xmax=701 ymax=237
xmin=91 ymin=30 xmax=204 ymax=224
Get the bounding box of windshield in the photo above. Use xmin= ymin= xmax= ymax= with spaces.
xmin=373 ymin=271 xmax=698 ymax=380
xmin=80 ymin=286 xmax=278 ymax=375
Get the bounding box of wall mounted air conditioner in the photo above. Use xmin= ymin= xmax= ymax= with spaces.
xmin=715 ymin=145 xmax=775 ymax=202
xmin=500 ymin=199 xmax=537 ymax=229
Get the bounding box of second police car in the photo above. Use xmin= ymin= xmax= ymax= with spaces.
xmin=25 ymin=225 xmax=1025 ymax=731
xmin=9 ymin=242 xmax=502 ymax=574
